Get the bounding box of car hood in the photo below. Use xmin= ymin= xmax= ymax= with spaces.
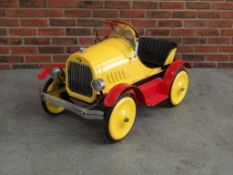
xmin=67 ymin=37 xmax=134 ymax=72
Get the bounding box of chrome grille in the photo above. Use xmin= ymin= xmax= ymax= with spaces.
xmin=68 ymin=62 xmax=93 ymax=97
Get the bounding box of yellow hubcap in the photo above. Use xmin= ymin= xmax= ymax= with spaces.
xmin=45 ymin=80 xmax=65 ymax=114
xmin=109 ymin=97 xmax=136 ymax=140
xmin=170 ymin=71 xmax=189 ymax=105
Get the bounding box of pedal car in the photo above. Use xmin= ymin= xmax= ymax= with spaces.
xmin=38 ymin=20 xmax=190 ymax=143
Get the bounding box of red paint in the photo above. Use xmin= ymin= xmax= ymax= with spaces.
xmin=138 ymin=78 xmax=168 ymax=106
xmin=161 ymin=60 xmax=186 ymax=94
xmin=103 ymin=60 xmax=190 ymax=107
xmin=103 ymin=83 xmax=144 ymax=107
xmin=37 ymin=64 xmax=65 ymax=80
xmin=103 ymin=79 xmax=168 ymax=107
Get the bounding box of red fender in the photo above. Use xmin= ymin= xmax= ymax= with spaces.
xmin=103 ymin=83 xmax=145 ymax=107
xmin=37 ymin=64 xmax=65 ymax=80
xmin=161 ymin=59 xmax=190 ymax=94
xmin=103 ymin=60 xmax=190 ymax=107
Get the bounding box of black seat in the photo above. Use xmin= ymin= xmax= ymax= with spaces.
xmin=138 ymin=37 xmax=177 ymax=67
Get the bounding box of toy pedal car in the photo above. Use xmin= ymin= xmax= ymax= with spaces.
xmin=38 ymin=20 xmax=190 ymax=143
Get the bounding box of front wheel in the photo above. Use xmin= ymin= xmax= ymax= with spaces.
xmin=104 ymin=94 xmax=137 ymax=143
xmin=41 ymin=78 xmax=66 ymax=115
xmin=168 ymin=69 xmax=189 ymax=106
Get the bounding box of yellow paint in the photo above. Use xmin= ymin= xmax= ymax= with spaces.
xmin=108 ymin=96 xmax=136 ymax=140
xmin=164 ymin=48 xmax=177 ymax=65
xmin=170 ymin=71 xmax=189 ymax=105
xmin=65 ymin=37 xmax=163 ymax=103
xmin=45 ymin=79 xmax=65 ymax=114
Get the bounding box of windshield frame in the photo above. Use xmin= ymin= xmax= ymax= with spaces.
xmin=104 ymin=21 xmax=138 ymax=48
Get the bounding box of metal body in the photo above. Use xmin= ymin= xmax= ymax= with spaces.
xmin=37 ymin=20 xmax=190 ymax=122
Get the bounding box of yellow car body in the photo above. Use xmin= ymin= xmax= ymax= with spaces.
xmin=65 ymin=37 xmax=176 ymax=103
xmin=38 ymin=20 xmax=189 ymax=143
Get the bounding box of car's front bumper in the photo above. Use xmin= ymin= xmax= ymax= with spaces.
xmin=41 ymin=92 xmax=104 ymax=120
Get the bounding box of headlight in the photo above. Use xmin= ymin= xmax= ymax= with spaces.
xmin=91 ymin=79 xmax=105 ymax=92
xmin=50 ymin=68 xmax=61 ymax=79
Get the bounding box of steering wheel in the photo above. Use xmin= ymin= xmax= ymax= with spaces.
xmin=104 ymin=20 xmax=139 ymax=38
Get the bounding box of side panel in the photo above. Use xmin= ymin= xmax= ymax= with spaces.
xmin=103 ymin=60 xmax=190 ymax=108
xmin=101 ymin=57 xmax=163 ymax=94
xmin=103 ymin=78 xmax=167 ymax=107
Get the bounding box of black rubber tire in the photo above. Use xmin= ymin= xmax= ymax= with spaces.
xmin=167 ymin=68 xmax=189 ymax=107
xmin=41 ymin=78 xmax=66 ymax=115
xmin=104 ymin=94 xmax=136 ymax=143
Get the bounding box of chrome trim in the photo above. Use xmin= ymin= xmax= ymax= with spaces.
xmin=68 ymin=62 xmax=93 ymax=97
xmin=79 ymin=47 xmax=86 ymax=53
xmin=41 ymin=92 xmax=104 ymax=120
xmin=50 ymin=68 xmax=61 ymax=79
xmin=91 ymin=79 xmax=105 ymax=92
xmin=134 ymin=40 xmax=139 ymax=58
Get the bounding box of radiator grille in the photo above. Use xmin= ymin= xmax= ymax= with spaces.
xmin=68 ymin=62 xmax=93 ymax=97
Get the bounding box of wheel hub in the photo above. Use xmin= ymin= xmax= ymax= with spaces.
xmin=124 ymin=117 xmax=129 ymax=123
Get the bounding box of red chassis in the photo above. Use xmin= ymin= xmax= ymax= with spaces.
xmin=104 ymin=60 xmax=190 ymax=107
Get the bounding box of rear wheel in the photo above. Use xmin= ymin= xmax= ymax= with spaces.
xmin=168 ymin=69 xmax=189 ymax=106
xmin=104 ymin=94 xmax=136 ymax=143
xmin=41 ymin=78 xmax=66 ymax=115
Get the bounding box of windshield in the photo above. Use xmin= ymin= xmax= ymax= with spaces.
xmin=109 ymin=23 xmax=136 ymax=47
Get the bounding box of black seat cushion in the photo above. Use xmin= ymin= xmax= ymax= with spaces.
xmin=138 ymin=37 xmax=177 ymax=67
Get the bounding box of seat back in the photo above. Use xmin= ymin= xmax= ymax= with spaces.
xmin=138 ymin=38 xmax=177 ymax=67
